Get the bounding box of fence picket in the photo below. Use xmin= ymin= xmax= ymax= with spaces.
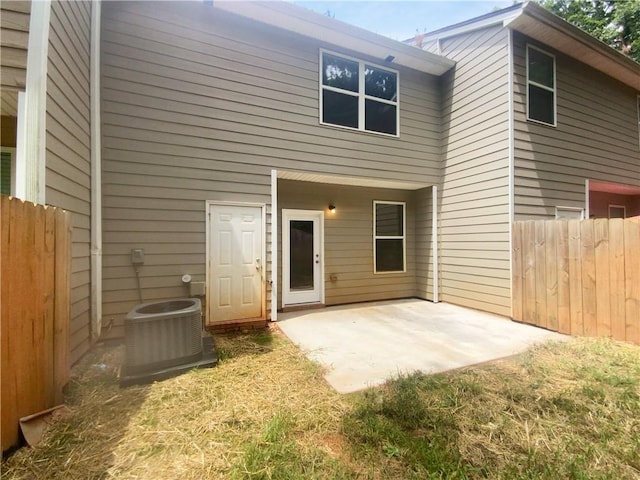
xmin=624 ymin=218 xmax=640 ymax=344
xmin=557 ymin=220 xmax=571 ymax=334
xmin=523 ymin=221 xmax=536 ymax=325
xmin=535 ymin=221 xmax=547 ymax=328
xmin=568 ymin=220 xmax=583 ymax=336
xmin=609 ymin=219 xmax=626 ymax=341
xmin=545 ymin=221 xmax=558 ymax=331
xmin=580 ymin=221 xmax=597 ymax=337
xmin=512 ymin=222 xmax=523 ymax=321
xmin=593 ymin=219 xmax=611 ymax=337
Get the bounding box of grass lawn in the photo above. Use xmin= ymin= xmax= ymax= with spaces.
xmin=2 ymin=325 xmax=639 ymax=479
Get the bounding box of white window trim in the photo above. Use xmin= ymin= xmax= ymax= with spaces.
xmin=608 ymin=204 xmax=626 ymax=219
xmin=319 ymin=49 xmax=400 ymax=137
xmin=0 ymin=147 xmax=16 ymax=195
xmin=526 ymin=44 xmax=557 ymax=127
xmin=555 ymin=206 xmax=584 ymax=219
xmin=637 ymin=95 xmax=640 ymax=149
xmin=373 ymin=200 xmax=406 ymax=274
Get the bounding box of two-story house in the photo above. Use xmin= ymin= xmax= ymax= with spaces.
xmin=1 ymin=1 xmax=638 ymax=360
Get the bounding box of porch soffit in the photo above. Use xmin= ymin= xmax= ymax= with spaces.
xmin=590 ymin=180 xmax=640 ymax=196
xmin=277 ymin=170 xmax=432 ymax=191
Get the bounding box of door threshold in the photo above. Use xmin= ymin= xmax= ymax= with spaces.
xmin=281 ymin=303 xmax=326 ymax=313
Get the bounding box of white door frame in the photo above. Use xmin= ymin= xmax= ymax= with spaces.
xmin=205 ymin=201 xmax=267 ymax=324
xmin=282 ymin=209 xmax=325 ymax=306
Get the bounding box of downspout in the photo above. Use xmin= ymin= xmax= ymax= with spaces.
xmin=507 ymin=28 xmax=515 ymax=319
xmin=432 ymin=185 xmax=439 ymax=303
xmin=270 ymin=170 xmax=278 ymax=321
xmin=90 ymin=0 xmax=103 ymax=341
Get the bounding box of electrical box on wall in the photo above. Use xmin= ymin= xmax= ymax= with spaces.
xmin=190 ymin=282 xmax=206 ymax=296
xmin=131 ymin=248 xmax=145 ymax=265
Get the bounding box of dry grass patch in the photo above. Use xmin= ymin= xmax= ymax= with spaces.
xmin=344 ymin=337 xmax=640 ymax=479
xmin=2 ymin=330 xmax=639 ymax=479
xmin=2 ymin=327 xmax=354 ymax=479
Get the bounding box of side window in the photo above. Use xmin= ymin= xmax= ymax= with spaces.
xmin=373 ymin=201 xmax=405 ymax=273
xmin=0 ymin=149 xmax=15 ymax=196
xmin=527 ymin=45 xmax=556 ymax=126
xmin=555 ymin=206 xmax=583 ymax=220
xmin=608 ymin=205 xmax=626 ymax=219
xmin=320 ymin=51 xmax=399 ymax=136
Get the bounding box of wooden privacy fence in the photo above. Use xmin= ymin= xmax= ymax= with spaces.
xmin=1 ymin=196 xmax=71 ymax=452
xmin=512 ymin=217 xmax=640 ymax=344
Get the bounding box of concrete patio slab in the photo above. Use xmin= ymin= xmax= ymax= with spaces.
xmin=278 ymin=299 xmax=566 ymax=394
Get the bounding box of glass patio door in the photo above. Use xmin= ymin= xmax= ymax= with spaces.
xmin=282 ymin=210 xmax=324 ymax=306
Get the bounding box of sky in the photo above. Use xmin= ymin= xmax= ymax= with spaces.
xmin=292 ymin=1 xmax=515 ymax=41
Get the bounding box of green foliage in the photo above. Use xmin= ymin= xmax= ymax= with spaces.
xmin=233 ymin=410 xmax=353 ymax=480
xmin=343 ymin=372 xmax=475 ymax=478
xmin=539 ymin=0 xmax=640 ymax=63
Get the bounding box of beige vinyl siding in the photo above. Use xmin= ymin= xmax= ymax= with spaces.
xmin=100 ymin=1 xmax=441 ymax=334
xmin=45 ymin=1 xmax=92 ymax=363
xmin=414 ymin=187 xmax=435 ymax=300
xmin=0 ymin=0 xmax=29 ymax=116
xmin=438 ymin=25 xmax=511 ymax=317
xmin=513 ymin=32 xmax=640 ymax=219
xmin=278 ymin=181 xmax=419 ymax=307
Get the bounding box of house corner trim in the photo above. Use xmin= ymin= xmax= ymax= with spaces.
xmin=90 ymin=0 xmax=103 ymax=341
xmin=23 ymin=0 xmax=52 ymax=204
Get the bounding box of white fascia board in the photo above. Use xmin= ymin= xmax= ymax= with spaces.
xmin=422 ymin=5 xmax=523 ymax=45
xmin=214 ymin=1 xmax=455 ymax=75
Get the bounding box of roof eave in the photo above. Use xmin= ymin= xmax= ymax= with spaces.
xmin=421 ymin=4 xmax=523 ymax=42
xmin=507 ymin=2 xmax=640 ymax=91
xmin=214 ymin=1 xmax=455 ymax=76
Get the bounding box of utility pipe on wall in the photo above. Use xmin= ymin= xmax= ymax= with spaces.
xmin=90 ymin=0 xmax=103 ymax=341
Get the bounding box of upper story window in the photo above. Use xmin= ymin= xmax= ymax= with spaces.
xmin=320 ymin=50 xmax=399 ymax=136
xmin=526 ymin=45 xmax=556 ymax=127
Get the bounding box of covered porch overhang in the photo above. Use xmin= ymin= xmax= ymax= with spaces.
xmin=587 ymin=180 xmax=640 ymax=219
xmin=270 ymin=170 xmax=439 ymax=320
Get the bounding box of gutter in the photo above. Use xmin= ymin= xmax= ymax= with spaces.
xmin=90 ymin=0 xmax=102 ymax=341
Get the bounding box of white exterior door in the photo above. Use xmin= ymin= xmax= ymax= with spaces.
xmin=282 ymin=210 xmax=324 ymax=306
xmin=208 ymin=204 xmax=263 ymax=323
